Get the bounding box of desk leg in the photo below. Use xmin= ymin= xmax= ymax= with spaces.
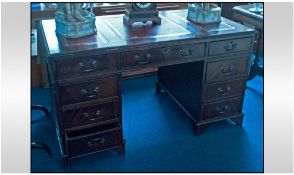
xmin=248 ymin=28 xmax=264 ymax=80
xmin=230 ymin=115 xmax=244 ymax=126
xmin=116 ymin=139 xmax=126 ymax=155
xmin=62 ymin=156 xmax=70 ymax=169
xmin=193 ymin=124 xmax=207 ymax=135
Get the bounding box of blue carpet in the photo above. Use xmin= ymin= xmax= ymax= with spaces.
xmin=31 ymin=75 xmax=263 ymax=172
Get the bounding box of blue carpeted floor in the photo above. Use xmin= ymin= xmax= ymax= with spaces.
xmin=31 ymin=75 xmax=263 ymax=173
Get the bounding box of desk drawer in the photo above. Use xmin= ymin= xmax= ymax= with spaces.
xmin=121 ymin=43 xmax=205 ymax=69
xmin=208 ymin=37 xmax=252 ymax=56
xmin=60 ymin=76 xmax=119 ymax=105
xmin=62 ymin=99 xmax=121 ymax=129
xmin=54 ymin=53 xmax=118 ymax=80
xmin=206 ymin=58 xmax=248 ymax=83
xmin=161 ymin=42 xmax=206 ymax=61
xmin=204 ymin=79 xmax=246 ymax=101
xmin=202 ymin=97 xmax=243 ymax=120
xmin=121 ymin=49 xmax=163 ymax=68
xmin=65 ymin=123 xmax=123 ymax=158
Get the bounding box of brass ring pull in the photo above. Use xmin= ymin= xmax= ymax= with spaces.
xmin=224 ymin=41 xmax=237 ymax=51
xmin=88 ymin=110 xmax=101 ymax=121
xmin=82 ymin=109 xmax=101 ymax=121
xmin=221 ymin=66 xmax=233 ymax=75
xmin=80 ymin=86 xmax=99 ymax=99
xmin=216 ymin=86 xmax=231 ymax=96
xmin=79 ymin=59 xmax=97 ymax=72
xmin=215 ymin=105 xmax=228 ymax=115
xmin=87 ymin=138 xmax=105 ymax=147
xmin=135 ymin=54 xmax=151 ymax=65
xmin=180 ymin=49 xmax=192 ymax=57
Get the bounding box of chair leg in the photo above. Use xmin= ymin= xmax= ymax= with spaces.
xmin=32 ymin=105 xmax=50 ymax=117
xmin=32 ymin=142 xmax=52 ymax=156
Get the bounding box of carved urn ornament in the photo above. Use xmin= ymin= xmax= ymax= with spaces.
xmin=55 ymin=3 xmax=97 ymax=38
xmin=187 ymin=3 xmax=222 ymax=24
xmin=123 ymin=3 xmax=161 ymax=26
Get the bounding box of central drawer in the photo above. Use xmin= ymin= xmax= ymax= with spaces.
xmin=121 ymin=42 xmax=205 ymax=69
xmin=59 ymin=76 xmax=120 ymax=106
xmin=61 ymin=99 xmax=121 ymax=129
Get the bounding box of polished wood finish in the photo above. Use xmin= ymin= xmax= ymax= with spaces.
xmin=65 ymin=124 xmax=123 ymax=158
xmin=202 ymin=97 xmax=243 ymax=120
xmin=204 ymin=79 xmax=246 ymax=102
xmin=208 ymin=37 xmax=252 ymax=56
xmin=205 ymin=57 xmax=249 ymax=83
xmin=59 ymin=76 xmax=120 ymax=105
xmin=54 ymin=53 xmax=119 ymax=81
xmin=38 ymin=10 xmax=255 ymax=160
xmin=61 ymin=97 xmax=121 ymax=129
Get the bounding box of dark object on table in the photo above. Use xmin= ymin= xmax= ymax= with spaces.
xmin=32 ymin=105 xmax=52 ymax=156
xmin=123 ymin=3 xmax=161 ymax=26
xmin=233 ymin=4 xmax=264 ymax=80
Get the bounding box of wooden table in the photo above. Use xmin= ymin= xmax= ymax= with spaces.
xmin=31 ymin=29 xmax=44 ymax=87
xmin=233 ymin=4 xmax=264 ymax=80
xmin=38 ymin=10 xmax=255 ymax=161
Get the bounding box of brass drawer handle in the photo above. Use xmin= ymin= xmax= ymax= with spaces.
xmin=80 ymin=86 xmax=99 ymax=98
xmin=163 ymin=48 xmax=170 ymax=54
xmin=89 ymin=110 xmax=101 ymax=121
xmin=179 ymin=48 xmax=193 ymax=57
xmin=135 ymin=54 xmax=151 ymax=65
xmin=82 ymin=109 xmax=101 ymax=121
xmin=221 ymin=66 xmax=233 ymax=75
xmin=82 ymin=112 xmax=90 ymax=118
xmin=79 ymin=59 xmax=97 ymax=72
xmin=215 ymin=105 xmax=229 ymax=115
xmin=224 ymin=41 xmax=237 ymax=52
xmin=87 ymin=138 xmax=105 ymax=147
xmin=216 ymin=86 xmax=231 ymax=96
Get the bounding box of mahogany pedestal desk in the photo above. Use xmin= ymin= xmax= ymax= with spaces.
xmin=38 ymin=10 xmax=255 ymax=161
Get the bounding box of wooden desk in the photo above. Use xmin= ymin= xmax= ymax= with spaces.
xmin=233 ymin=4 xmax=264 ymax=80
xmin=38 ymin=10 xmax=255 ymax=161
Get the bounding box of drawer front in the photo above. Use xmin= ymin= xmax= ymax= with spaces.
xmin=121 ymin=49 xmax=163 ymax=68
xmin=60 ymin=77 xmax=119 ymax=105
xmin=62 ymin=100 xmax=121 ymax=129
xmin=54 ymin=53 xmax=118 ymax=80
xmin=66 ymin=128 xmax=123 ymax=158
xmin=204 ymin=79 xmax=246 ymax=101
xmin=121 ymin=43 xmax=205 ymax=69
xmin=161 ymin=43 xmax=206 ymax=61
xmin=202 ymin=98 xmax=243 ymax=120
xmin=208 ymin=37 xmax=252 ymax=56
xmin=206 ymin=58 xmax=248 ymax=83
